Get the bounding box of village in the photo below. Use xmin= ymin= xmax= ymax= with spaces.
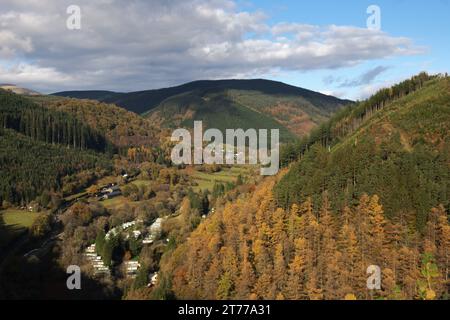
xmin=84 ymin=215 xmax=165 ymax=286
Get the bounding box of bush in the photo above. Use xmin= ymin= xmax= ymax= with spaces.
xmin=30 ymin=213 xmax=52 ymax=238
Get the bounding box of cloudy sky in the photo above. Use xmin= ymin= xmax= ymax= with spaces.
xmin=0 ymin=0 xmax=449 ymax=99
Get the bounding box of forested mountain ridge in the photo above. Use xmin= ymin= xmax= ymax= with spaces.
xmin=53 ymin=79 xmax=351 ymax=115
xmin=32 ymin=96 xmax=163 ymax=150
xmin=0 ymin=90 xmax=114 ymax=205
xmin=157 ymin=176 xmax=449 ymax=300
xmin=0 ymin=90 xmax=112 ymax=153
xmin=0 ymin=128 xmax=111 ymax=205
xmin=53 ymin=79 xmax=351 ymax=140
xmin=280 ymin=72 xmax=440 ymax=164
xmin=275 ymin=74 xmax=450 ymax=230
xmin=155 ymin=73 xmax=449 ymax=301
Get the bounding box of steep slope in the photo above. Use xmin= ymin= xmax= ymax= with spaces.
xmin=31 ymin=95 xmax=162 ymax=149
xmin=0 ymin=90 xmax=113 ymax=205
xmin=0 ymin=90 xmax=112 ymax=153
xmin=275 ymin=74 xmax=450 ymax=230
xmin=0 ymin=129 xmax=111 ymax=205
xmin=146 ymin=90 xmax=298 ymax=142
xmin=155 ymin=74 xmax=450 ymax=301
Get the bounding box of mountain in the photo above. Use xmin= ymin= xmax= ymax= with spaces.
xmin=53 ymin=79 xmax=351 ymax=114
xmin=30 ymin=95 xmax=162 ymax=149
xmin=0 ymin=89 xmax=113 ymax=204
xmin=0 ymin=88 xmax=171 ymax=206
xmin=155 ymin=73 xmax=450 ymax=301
xmin=0 ymin=128 xmax=111 ymax=205
xmin=275 ymin=73 xmax=450 ymax=230
xmin=49 ymin=90 xmax=119 ymax=101
xmin=0 ymin=84 xmax=41 ymax=96
xmin=53 ymin=79 xmax=351 ymax=141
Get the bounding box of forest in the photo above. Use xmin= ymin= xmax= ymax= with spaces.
xmin=0 ymin=129 xmax=111 ymax=205
xmin=280 ymin=72 xmax=439 ymax=166
xmin=0 ymin=73 xmax=448 ymax=301
xmin=0 ymin=90 xmax=113 ymax=153
xmin=153 ymin=74 xmax=449 ymax=300
xmin=276 ymin=74 xmax=450 ymax=231
xmin=158 ymin=177 xmax=449 ymax=300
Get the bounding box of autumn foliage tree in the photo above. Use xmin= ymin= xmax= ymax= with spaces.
xmin=158 ymin=177 xmax=449 ymax=300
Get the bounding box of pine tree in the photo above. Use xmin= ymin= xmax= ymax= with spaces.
xmin=217 ymin=272 xmax=233 ymax=300
xmin=273 ymin=243 xmax=287 ymax=295
xmin=417 ymin=253 xmax=440 ymax=300
xmin=285 ymin=238 xmax=308 ymax=299
xmin=287 ymin=203 xmax=301 ymax=242
xmin=203 ymin=258 xmax=221 ymax=299
xmin=306 ymin=270 xmax=323 ymax=300
xmin=235 ymin=245 xmax=255 ymax=299
xmin=433 ymin=206 xmax=449 ymax=287
xmin=367 ymin=195 xmax=386 ymax=265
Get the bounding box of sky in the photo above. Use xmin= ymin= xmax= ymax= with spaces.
xmin=0 ymin=0 xmax=449 ymax=100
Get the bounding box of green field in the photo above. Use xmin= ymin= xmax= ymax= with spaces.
xmin=191 ymin=166 xmax=254 ymax=192
xmin=131 ymin=179 xmax=153 ymax=188
xmin=0 ymin=209 xmax=40 ymax=249
xmin=100 ymin=196 xmax=128 ymax=210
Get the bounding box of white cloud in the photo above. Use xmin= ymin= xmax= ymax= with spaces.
xmin=0 ymin=30 xmax=33 ymax=58
xmin=0 ymin=0 xmax=425 ymax=92
xmin=0 ymin=63 xmax=73 ymax=85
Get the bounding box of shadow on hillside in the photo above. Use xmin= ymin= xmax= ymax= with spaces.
xmin=0 ymin=219 xmax=27 ymax=256
xmin=0 ymin=242 xmax=122 ymax=300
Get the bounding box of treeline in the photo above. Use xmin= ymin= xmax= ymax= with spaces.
xmin=280 ymin=72 xmax=440 ymax=166
xmin=0 ymin=90 xmax=113 ymax=153
xmin=276 ymin=74 xmax=450 ymax=231
xmin=275 ymin=137 xmax=450 ymax=231
xmin=158 ymin=178 xmax=449 ymax=300
xmin=43 ymin=97 xmax=162 ymax=150
xmin=0 ymin=129 xmax=111 ymax=205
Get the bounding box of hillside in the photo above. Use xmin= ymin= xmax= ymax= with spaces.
xmin=0 ymin=84 xmax=41 ymax=96
xmin=0 ymin=128 xmax=111 ymax=205
xmin=147 ymin=90 xmax=298 ymax=142
xmin=31 ymin=95 xmax=162 ymax=149
xmin=155 ymin=74 xmax=450 ymax=301
xmin=0 ymin=90 xmax=113 ymax=205
xmin=0 ymin=90 xmax=112 ymax=153
xmin=53 ymin=79 xmax=351 ymax=140
xmin=275 ymin=74 xmax=450 ymax=230
xmin=53 ymin=79 xmax=350 ymax=114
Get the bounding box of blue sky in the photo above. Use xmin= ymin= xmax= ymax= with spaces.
xmin=0 ymin=0 xmax=448 ymax=99
xmin=236 ymin=0 xmax=450 ymax=99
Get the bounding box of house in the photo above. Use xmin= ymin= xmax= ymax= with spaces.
xmin=147 ymin=272 xmax=158 ymax=287
xmin=101 ymin=190 xmax=122 ymax=200
xmin=84 ymin=244 xmax=110 ymax=276
xmin=124 ymin=260 xmax=141 ymax=277
xmin=104 ymin=185 xmax=121 ymax=194
xmin=142 ymin=218 xmax=164 ymax=244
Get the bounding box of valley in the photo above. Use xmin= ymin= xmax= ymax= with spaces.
xmin=0 ymin=74 xmax=448 ymax=300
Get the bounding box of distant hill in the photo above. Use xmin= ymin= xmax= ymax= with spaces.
xmin=0 ymin=84 xmax=41 ymax=96
xmin=30 ymin=95 xmax=162 ymax=149
xmin=53 ymin=79 xmax=352 ymax=141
